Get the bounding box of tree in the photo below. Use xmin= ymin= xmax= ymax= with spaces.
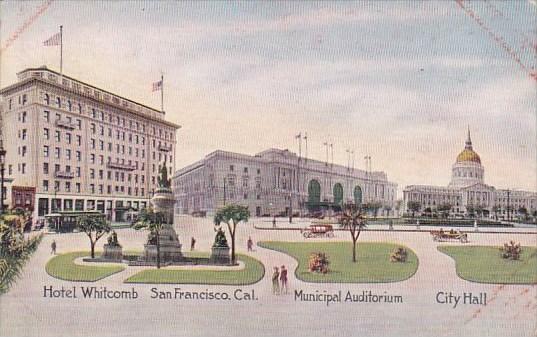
xmin=395 ymin=199 xmax=403 ymax=217
xmin=77 ymin=214 xmax=111 ymax=259
xmin=407 ymin=201 xmax=421 ymax=218
xmin=437 ymin=203 xmax=452 ymax=219
xmin=492 ymin=205 xmax=501 ymax=220
xmin=338 ymin=204 xmax=367 ymax=263
xmin=364 ymin=201 xmax=382 ymax=219
xmin=132 ymin=208 xmax=166 ymax=268
xmin=518 ymin=207 xmax=528 ymax=219
xmin=214 ymin=204 xmax=250 ymax=265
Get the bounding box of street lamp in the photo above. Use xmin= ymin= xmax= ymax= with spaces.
xmin=0 ymin=141 xmax=6 ymax=214
xmin=289 ymin=192 xmax=293 ymax=224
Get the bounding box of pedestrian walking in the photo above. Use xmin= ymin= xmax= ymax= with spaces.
xmin=272 ymin=216 xmax=276 ymax=228
xmin=51 ymin=240 xmax=57 ymax=255
xmin=190 ymin=237 xmax=196 ymax=251
xmin=272 ymin=267 xmax=280 ymax=295
xmin=280 ymin=265 xmax=288 ymax=294
xmin=247 ymin=236 xmax=254 ymax=252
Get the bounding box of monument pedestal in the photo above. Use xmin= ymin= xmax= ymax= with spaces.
xmin=103 ymin=244 xmax=123 ymax=261
xmin=210 ymin=246 xmax=231 ymax=265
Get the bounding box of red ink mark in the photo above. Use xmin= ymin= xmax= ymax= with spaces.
xmin=1 ymin=0 xmax=54 ymax=52
xmin=455 ymin=0 xmax=536 ymax=81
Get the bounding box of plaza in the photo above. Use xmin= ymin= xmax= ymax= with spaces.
xmin=1 ymin=215 xmax=535 ymax=337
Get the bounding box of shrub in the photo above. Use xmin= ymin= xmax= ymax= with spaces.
xmin=308 ymin=252 xmax=330 ymax=274
xmin=500 ymin=241 xmax=521 ymax=260
xmin=390 ymin=247 xmax=408 ymax=262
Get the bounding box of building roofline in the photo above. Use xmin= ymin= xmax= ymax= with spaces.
xmin=1 ymin=66 xmax=181 ymax=129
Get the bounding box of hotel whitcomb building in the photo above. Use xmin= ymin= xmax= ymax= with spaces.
xmin=173 ymin=148 xmax=397 ymax=217
xmin=403 ymin=129 xmax=536 ymax=219
xmin=0 ymin=67 xmax=179 ymax=221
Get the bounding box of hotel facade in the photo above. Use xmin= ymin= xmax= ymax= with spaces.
xmin=173 ymin=148 xmax=397 ymax=217
xmin=0 ymin=67 xmax=180 ymax=221
xmin=403 ymin=130 xmax=537 ymax=219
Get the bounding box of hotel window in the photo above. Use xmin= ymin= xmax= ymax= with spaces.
xmin=55 ymin=131 xmax=60 ymax=142
xmin=243 ymin=167 xmax=248 ymax=173
xmin=99 ymin=155 xmax=104 ymax=165
xmin=76 ymin=167 xmax=81 ymax=177
xmin=22 ymin=94 xmax=27 ymax=105
xmin=43 ymin=163 xmax=49 ymax=174
xmin=66 ymin=133 xmax=71 ymax=144
xmin=21 ymin=129 xmax=27 ymax=140
xmin=90 ymin=154 xmax=95 ymax=164
xmin=21 ymin=163 xmax=26 ymax=174
xmin=99 ymin=185 xmax=103 ymax=194
xmin=67 ymin=100 xmax=72 ymax=111
xmin=56 ymin=97 xmax=61 ymax=107
xmin=141 ymin=137 xmax=145 ymax=145
xmin=91 ymin=123 xmax=96 ymax=134
xmin=43 ymin=145 xmax=49 ymax=157
xmin=78 ymin=103 xmax=82 ymax=113
xmin=76 ymin=119 xmax=82 ymax=130
xmin=76 ymin=151 xmax=81 ymax=161
xmin=90 ymin=169 xmax=95 ymax=179
xmin=21 ymin=111 xmax=27 ymax=123
xmin=230 ymin=165 xmax=234 ymax=171
xmin=99 ymin=140 xmax=104 ymax=151
xmin=43 ymin=110 xmax=50 ymax=122
xmin=66 ymin=149 xmax=71 ymax=160
xmin=90 ymin=184 xmax=95 ymax=194
xmin=91 ymin=139 xmax=96 ymax=149
xmin=65 ymin=182 xmax=71 ymax=192
xmin=54 ymin=164 xmax=60 ymax=173
xmin=92 ymin=109 xmax=97 ymax=119
xmin=76 ymin=135 xmax=82 ymax=146
xmin=76 ymin=183 xmax=81 ymax=193
xmin=44 ymin=93 xmax=50 ymax=105
xmin=43 ymin=180 xmax=49 ymax=191
xmin=54 ymin=181 xmax=60 ymax=192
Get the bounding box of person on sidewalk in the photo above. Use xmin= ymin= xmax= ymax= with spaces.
xmin=280 ymin=265 xmax=288 ymax=294
xmin=190 ymin=237 xmax=196 ymax=251
xmin=247 ymin=236 xmax=254 ymax=252
xmin=51 ymin=240 xmax=57 ymax=255
xmin=272 ymin=267 xmax=280 ymax=295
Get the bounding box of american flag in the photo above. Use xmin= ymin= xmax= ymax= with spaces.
xmin=43 ymin=32 xmax=61 ymax=46
xmin=152 ymin=80 xmax=163 ymax=92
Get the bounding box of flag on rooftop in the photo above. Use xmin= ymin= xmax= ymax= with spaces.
xmin=152 ymin=80 xmax=163 ymax=92
xmin=43 ymin=32 xmax=61 ymax=46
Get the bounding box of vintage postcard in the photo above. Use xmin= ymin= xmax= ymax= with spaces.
xmin=0 ymin=1 xmax=536 ymax=337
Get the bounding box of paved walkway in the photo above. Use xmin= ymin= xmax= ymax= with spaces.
xmin=1 ymin=216 xmax=536 ymax=337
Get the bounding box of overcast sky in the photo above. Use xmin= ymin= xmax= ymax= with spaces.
xmin=2 ymin=1 xmax=536 ymax=194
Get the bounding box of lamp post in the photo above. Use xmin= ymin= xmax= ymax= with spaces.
xmin=288 ymin=191 xmax=293 ymax=224
xmin=0 ymin=142 xmax=6 ymax=214
xmin=223 ymin=177 xmax=227 ymax=206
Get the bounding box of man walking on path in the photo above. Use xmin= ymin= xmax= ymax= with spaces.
xmin=247 ymin=236 xmax=254 ymax=252
xmin=272 ymin=267 xmax=280 ymax=295
xmin=280 ymin=265 xmax=288 ymax=294
xmin=51 ymin=240 xmax=56 ymax=255
xmin=190 ymin=237 xmax=196 ymax=251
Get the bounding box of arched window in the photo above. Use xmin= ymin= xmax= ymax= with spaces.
xmin=308 ymin=180 xmax=321 ymax=205
xmin=354 ymin=186 xmax=363 ymax=206
xmin=333 ymin=183 xmax=343 ymax=205
xmin=44 ymin=93 xmax=50 ymax=105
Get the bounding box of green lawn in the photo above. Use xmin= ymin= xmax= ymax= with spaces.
xmin=438 ymin=246 xmax=537 ymax=284
xmin=125 ymin=253 xmax=265 ymax=285
xmin=258 ymin=241 xmax=418 ymax=283
xmin=45 ymin=252 xmax=125 ymax=282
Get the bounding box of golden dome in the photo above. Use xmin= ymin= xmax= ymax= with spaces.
xmin=456 ymin=149 xmax=481 ymax=164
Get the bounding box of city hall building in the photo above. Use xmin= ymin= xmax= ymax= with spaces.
xmin=403 ymin=130 xmax=536 ymax=219
xmin=173 ymin=148 xmax=397 ymax=217
xmin=0 ymin=66 xmax=179 ymax=221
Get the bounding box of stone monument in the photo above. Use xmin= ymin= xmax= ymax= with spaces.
xmin=210 ymin=226 xmax=231 ymax=265
xmin=143 ymin=159 xmax=183 ymax=263
xmin=103 ymin=231 xmax=123 ymax=261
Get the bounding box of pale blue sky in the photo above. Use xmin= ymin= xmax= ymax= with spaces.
xmin=1 ymin=1 xmax=536 ymax=193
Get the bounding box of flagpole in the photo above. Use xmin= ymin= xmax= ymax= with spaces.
xmin=59 ymin=25 xmax=63 ymax=76
xmin=161 ymin=73 xmax=164 ymax=113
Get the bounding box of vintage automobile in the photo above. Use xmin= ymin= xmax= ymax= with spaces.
xmin=301 ymin=224 xmax=335 ymax=238
xmin=430 ymin=229 xmax=468 ymax=243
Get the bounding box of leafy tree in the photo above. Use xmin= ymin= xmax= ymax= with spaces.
xmin=338 ymin=204 xmax=367 ymax=263
xmin=77 ymin=214 xmax=111 ymax=259
xmin=214 ymin=204 xmax=250 ymax=265
xmin=518 ymin=207 xmax=528 ymax=218
xmin=437 ymin=203 xmax=452 ymax=218
xmin=407 ymin=201 xmax=421 ymax=218
xmin=132 ymin=208 xmax=166 ymax=268
xmin=0 ymin=211 xmax=42 ymax=295
xmin=492 ymin=205 xmax=501 ymax=220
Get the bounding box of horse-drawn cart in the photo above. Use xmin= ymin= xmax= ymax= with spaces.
xmin=301 ymin=224 xmax=335 ymax=238
xmin=430 ymin=229 xmax=468 ymax=243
